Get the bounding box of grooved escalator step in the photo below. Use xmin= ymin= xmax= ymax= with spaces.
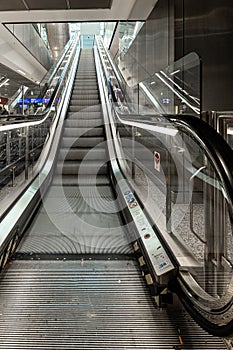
xmin=74 ymin=80 xmax=97 ymax=84
xmin=47 ymin=185 xmax=114 ymax=198
xmin=62 ymin=137 xmax=105 ymax=148
xmin=40 ymin=184 xmax=119 ymax=214
xmin=53 ymin=175 xmax=110 ymax=186
xmin=63 ymin=127 xmax=104 ymax=138
xmin=66 ymin=112 xmax=102 ymax=120
xmin=59 ymin=148 xmax=107 ymax=161
xmin=74 ymin=80 xmax=97 ymax=85
xmin=16 ymin=212 xmax=130 ymax=255
xmin=71 ymin=90 xmax=98 ymax=95
xmin=75 ymin=75 xmax=97 ymax=78
xmin=68 ymin=105 xmax=101 ymax=113
xmin=56 ymin=160 xmax=108 ymax=175
xmin=71 ymin=94 xmax=99 ymax=100
xmin=72 ymin=87 xmax=98 ymax=92
xmin=76 ymin=73 xmax=96 ymax=77
xmin=69 ymin=99 xmax=100 ymax=106
xmin=73 ymin=86 xmax=98 ymax=91
xmin=65 ymin=119 xmax=103 ymax=128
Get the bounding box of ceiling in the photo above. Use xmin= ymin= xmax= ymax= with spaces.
xmin=0 ymin=0 xmax=158 ymax=103
xmin=0 ymin=0 xmax=113 ymax=11
xmin=0 ymin=0 xmax=158 ymax=22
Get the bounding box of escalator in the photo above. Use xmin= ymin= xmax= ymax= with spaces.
xmin=0 ymin=49 xmax=228 ymax=349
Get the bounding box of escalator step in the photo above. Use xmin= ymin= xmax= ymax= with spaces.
xmin=69 ymin=99 xmax=100 ymax=106
xmin=53 ymin=174 xmax=110 ymax=186
xmin=65 ymin=119 xmax=103 ymax=128
xmin=62 ymin=136 xmax=105 ymax=148
xmin=68 ymin=105 xmax=101 ymax=113
xmin=72 ymin=88 xmax=98 ymax=92
xmin=66 ymin=112 xmax=102 ymax=120
xmin=56 ymin=160 xmax=108 ymax=175
xmin=59 ymin=148 xmax=106 ymax=161
xmin=63 ymin=127 xmax=104 ymax=137
xmin=71 ymin=94 xmax=99 ymax=100
xmin=47 ymin=185 xmax=114 ymax=198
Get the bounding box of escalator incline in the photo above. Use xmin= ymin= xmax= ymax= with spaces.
xmin=0 ymin=49 xmax=227 ymax=350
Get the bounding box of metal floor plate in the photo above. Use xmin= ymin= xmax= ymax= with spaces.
xmin=0 ymin=259 xmax=227 ymax=349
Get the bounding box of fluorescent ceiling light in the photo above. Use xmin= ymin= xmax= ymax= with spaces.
xmin=0 ymin=78 xmax=9 ymax=87
xmin=17 ymin=69 xmax=26 ymax=76
xmin=227 ymin=128 xmax=233 ymax=135
xmin=170 ymin=69 xmax=180 ymax=75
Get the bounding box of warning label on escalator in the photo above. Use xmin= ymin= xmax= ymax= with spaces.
xmin=154 ymin=151 xmax=160 ymax=172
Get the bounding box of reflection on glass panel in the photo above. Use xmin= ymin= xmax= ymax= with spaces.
xmin=102 ymin=21 xmax=144 ymax=56
xmin=140 ymin=52 xmax=201 ymax=116
xmin=69 ymin=23 xmax=81 ymax=39
xmin=103 ymin=22 xmax=117 ymax=48
xmin=5 ymin=24 xmax=53 ymax=70
xmin=227 ymin=124 xmax=233 ymax=149
xmin=118 ymin=22 xmax=144 ymax=55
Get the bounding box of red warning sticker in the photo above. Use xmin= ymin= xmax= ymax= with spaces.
xmin=154 ymin=151 xmax=160 ymax=172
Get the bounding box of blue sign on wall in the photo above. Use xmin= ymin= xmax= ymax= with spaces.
xmin=19 ymin=98 xmax=50 ymax=104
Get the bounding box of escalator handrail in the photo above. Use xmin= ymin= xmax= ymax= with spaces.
xmin=115 ymin=111 xmax=233 ymax=212
xmin=0 ymin=35 xmax=80 ymax=129
xmin=95 ymin=36 xmax=132 ymax=105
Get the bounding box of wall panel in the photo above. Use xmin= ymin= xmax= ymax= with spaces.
xmin=175 ymin=0 xmax=233 ymax=111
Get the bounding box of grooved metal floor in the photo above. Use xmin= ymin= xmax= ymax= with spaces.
xmin=0 ymin=260 xmax=227 ymax=349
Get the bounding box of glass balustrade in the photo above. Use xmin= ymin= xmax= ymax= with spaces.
xmin=0 ymin=36 xmax=80 ymax=198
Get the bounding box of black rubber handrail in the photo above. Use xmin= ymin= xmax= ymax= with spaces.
xmin=116 ymin=110 xmax=233 ymax=335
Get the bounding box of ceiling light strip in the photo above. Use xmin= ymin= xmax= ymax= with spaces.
xmin=0 ymin=78 xmax=9 ymax=88
xmin=66 ymin=0 xmax=71 ymax=9
xmin=21 ymin=0 xmax=30 ymax=10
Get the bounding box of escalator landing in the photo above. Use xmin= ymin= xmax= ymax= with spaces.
xmin=0 ymin=259 xmax=226 ymax=349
